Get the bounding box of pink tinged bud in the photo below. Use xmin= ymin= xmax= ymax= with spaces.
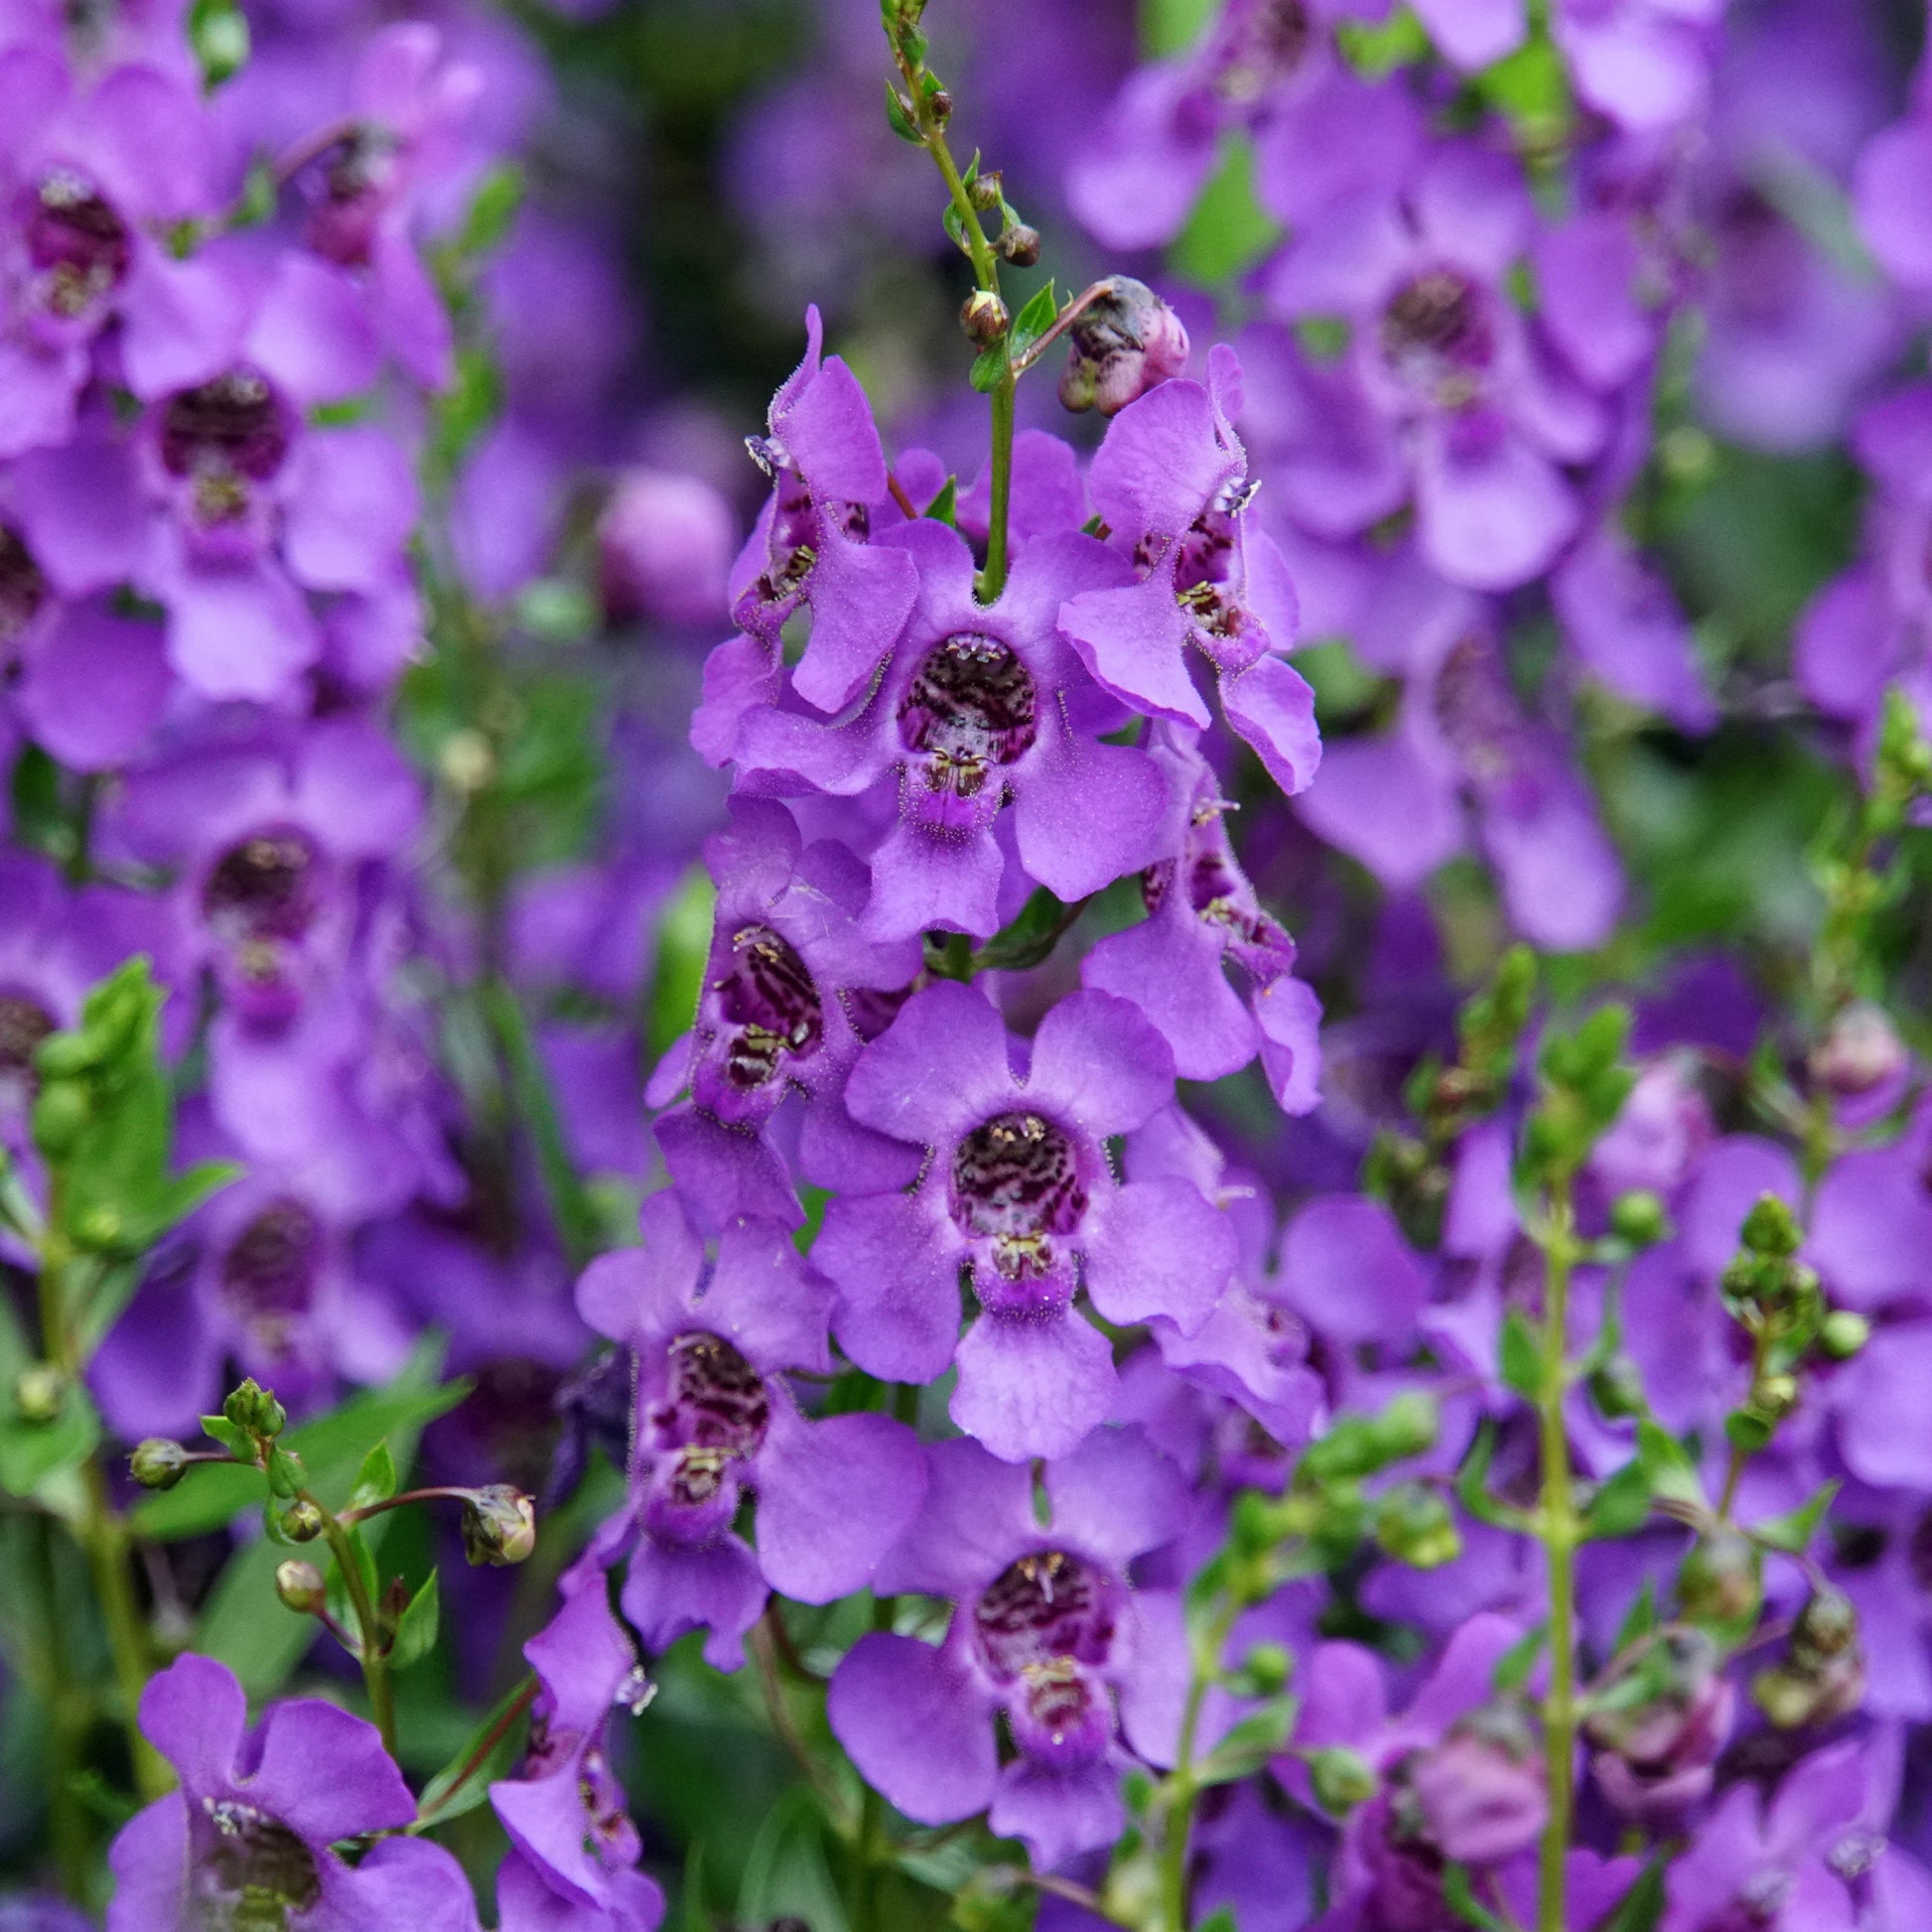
xmin=1585 ymin=1627 xmax=1735 ymax=1822
xmin=1405 ymin=1708 xmax=1548 ymax=1865
xmin=598 ymin=469 xmax=739 ymax=628
xmin=1808 ymin=1001 xmax=1907 ymax=1101
xmin=1059 ymin=277 xmax=1190 ymax=417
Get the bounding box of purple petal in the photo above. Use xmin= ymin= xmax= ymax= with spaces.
xmin=1858 ymin=123 xmax=1932 ymax=289
xmin=1082 ymin=1177 xmax=1235 ymax=1335
xmin=820 ymin=1190 xmax=963 ymax=1385
xmin=1412 ymin=0 xmax=1527 ymax=69
xmin=1044 ymin=1428 xmax=1187 ymax=1569
xmin=843 ymin=979 xmax=1012 ymax=1147
xmin=1058 ymin=574 xmax=1211 ymax=728
xmin=1414 ymin=413 xmax=1578 ymax=593
xmin=282 ymin=427 xmax=416 ymax=594
xmin=1221 ymin=654 xmax=1322 ymax=796
xmin=244 ymin=253 xmax=380 ymax=406
xmin=951 ymin=1311 xmax=1118 ymax=1462
xmin=1276 ymin=1195 xmax=1429 ymax=1346
xmin=990 ymin=1756 xmax=1125 ymax=1871
xmin=1255 ymin=976 xmax=1323 ymax=1116
xmin=1083 ymin=915 xmax=1258 ymax=1085
xmin=15 ymin=602 xmax=169 ymax=770
xmin=1835 ymin=1322 xmax=1932 ymax=1491
xmin=105 ymin=1793 xmax=190 ymax=1932
xmin=756 ymin=1411 xmax=927 ymax=1602
xmin=1015 ymin=736 xmax=1170 ymax=902
xmin=136 ymin=1653 xmax=246 ymax=1793
xmin=165 ymin=561 xmax=319 ymax=702
xmin=872 ymin=1436 xmax=1036 ymax=1599
xmin=1028 ymin=989 xmax=1174 ymax=1137
xmin=620 ymin=1533 xmax=766 ymax=1672
xmin=246 ymin=1698 xmax=416 ymax=1843
xmin=829 ymin=1633 xmax=998 ymax=1827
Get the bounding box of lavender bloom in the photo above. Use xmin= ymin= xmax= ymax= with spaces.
xmin=11 ymin=245 xmax=414 ymax=703
xmin=0 ymin=53 xmax=216 ymax=458
xmin=1550 ymin=0 xmax=1725 ymax=131
xmin=1259 ymin=141 xmax=1610 ymax=592
xmin=726 ymin=305 xmax=917 ymax=717
xmin=1660 ymin=1740 xmax=1866 ymax=1932
xmin=1057 ymin=346 xmax=1319 ymax=798
xmin=736 ymin=518 xmax=1171 ymax=943
xmin=827 ymin=1429 xmax=1186 ymax=1870
xmin=108 ymin=1653 xmax=480 ymax=1931
xmin=599 ymin=467 xmax=739 ymax=629
xmin=491 ymin=1571 xmax=663 ymax=1932
xmin=289 ymin=22 xmax=483 ymax=389
xmin=815 ymin=982 xmax=1237 ymax=1460
xmin=574 ymin=1191 xmax=926 ymax=1669
xmin=1083 ymin=727 xmax=1322 ymax=1112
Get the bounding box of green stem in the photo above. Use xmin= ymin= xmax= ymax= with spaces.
xmin=312 ymin=1499 xmax=397 ymax=1758
xmin=38 ymin=1216 xmax=169 ymax=1802
xmin=1159 ymin=1597 xmax=1237 ymax=1932
xmin=1536 ymin=1183 xmax=1580 ymax=1932
xmin=884 ymin=25 xmax=1016 ymax=603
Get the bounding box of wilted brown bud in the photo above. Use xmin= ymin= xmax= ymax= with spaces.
xmin=960 ymin=289 xmax=1010 ymax=346
xmin=997 ymin=223 xmax=1041 ymax=267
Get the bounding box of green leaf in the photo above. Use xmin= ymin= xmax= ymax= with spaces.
xmin=1597 ymin=1860 xmax=1667 ymax=1932
xmin=1492 ymin=1622 xmax=1546 ymax=1693
xmin=199 ymin=1415 xmax=254 ymax=1461
xmin=1195 ymin=1913 xmax=1237 ymax=1932
xmin=884 ymin=81 xmax=920 ymax=143
xmin=968 ymin=337 xmax=1011 ymax=394
xmin=454 ymin=164 xmax=523 ymax=263
xmin=324 ymin=1521 xmax=380 ymax=1640
xmin=973 ymin=888 xmax=1083 ymax=973
xmin=1499 ymin=1309 xmax=1541 ymax=1401
xmin=349 ymin=1441 xmax=398 ymax=1512
xmin=1009 ymin=281 xmax=1058 ymax=361
xmin=1168 ymin=134 xmax=1280 ymax=286
xmin=1637 ymin=1417 xmax=1705 ymax=1507
xmin=0 ymin=1383 xmax=100 ymax=1498
xmin=1752 ymin=1479 xmax=1840 ymax=1555
xmin=1453 ymin=1422 xmax=1523 ymax=1529
xmin=415 ymin=1672 xmax=537 ymax=1828
xmin=1442 ymin=1862 xmax=1510 ymax=1932
xmin=921 ymin=477 xmax=958 ymax=525
xmin=1585 ymin=1458 xmax=1654 ymax=1541
xmin=1194 ymin=1698 xmax=1297 ymax=1786
xmin=646 ymin=864 xmax=717 ymax=1060
xmin=391 ymin=1571 xmax=441 ymax=1672
xmin=1614 ymin=1579 xmax=1659 ymax=1654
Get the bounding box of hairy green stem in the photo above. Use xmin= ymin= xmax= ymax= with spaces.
xmin=1536 ymin=1184 xmax=1580 ymax=1932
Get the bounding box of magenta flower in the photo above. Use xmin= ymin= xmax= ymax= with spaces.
xmin=1057 ymin=346 xmax=1320 ymax=799
xmin=737 ymin=517 xmax=1171 ymax=942
xmin=108 ymin=1654 xmax=479 ymax=1932
xmin=815 ymin=982 xmax=1238 ymax=1461
xmin=828 ymin=1429 xmax=1187 ymax=1870
xmin=575 ymin=1192 xmax=927 ymax=1669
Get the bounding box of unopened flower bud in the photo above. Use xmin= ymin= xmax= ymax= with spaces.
xmin=1609 ymin=1189 xmax=1669 ymax=1248
xmin=274 ymin=1560 xmax=328 ymax=1614
xmin=130 ymin=1439 xmax=189 ymax=1489
xmin=960 ymin=289 xmax=1009 ymax=346
xmin=967 ymin=168 xmax=1003 ymax=211
xmin=997 ymin=222 xmax=1040 ymax=267
xmin=280 ymin=1499 xmax=326 ymax=1542
xmin=1308 ymin=1745 xmax=1378 ymax=1817
xmin=925 ymin=86 xmax=951 ymax=125
xmin=462 ymin=1485 xmax=537 ymax=1566
xmin=1676 ymin=1525 xmax=1761 ymax=1630
xmin=223 ymin=1378 xmax=287 ymax=1441
xmin=1373 ymin=1481 xmax=1460 ymax=1570
xmin=1752 ymin=1371 xmax=1799 ymax=1422
xmin=1819 ymin=1310 xmax=1871 ymax=1360
xmin=1740 ymin=1193 xmax=1802 ymax=1259
xmin=1237 ymin=1641 xmax=1293 ymax=1696
xmin=1753 ymin=1589 xmax=1864 ymax=1730
xmin=32 ymin=1077 xmax=89 ymax=1156
xmin=1809 ymin=1002 xmax=1906 ymax=1101
xmin=14 ymin=1364 xmax=64 ymax=1423
xmin=1058 ymin=276 xmax=1190 ymax=416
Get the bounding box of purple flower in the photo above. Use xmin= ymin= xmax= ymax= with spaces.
xmin=11 ymin=245 xmax=413 ymax=703
xmin=1083 ymin=726 xmax=1321 ymax=1111
xmin=491 ymin=1571 xmax=664 ymax=1932
xmin=289 ymin=23 xmax=482 ymax=390
xmin=815 ymin=981 xmax=1238 ymax=1461
xmin=1551 ymin=0 xmax=1724 ymax=131
xmin=1660 ymin=1740 xmax=1866 ymax=1932
xmin=1259 ymin=142 xmax=1610 ymax=590
xmin=574 ymin=1191 xmax=927 ymax=1669
xmin=108 ymin=1653 xmax=480 ymax=1932
xmin=1058 ymin=346 xmax=1320 ymax=799
xmin=649 ymin=797 xmax=921 ymax=1227
xmin=728 ymin=304 xmax=918 ymax=716
xmin=827 ymin=1428 xmax=1187 ymax=1869
xmin=0 ymin=53 xmax=217 ymax=458
xmin=737 ymin=517 xmax=1172 ymax=942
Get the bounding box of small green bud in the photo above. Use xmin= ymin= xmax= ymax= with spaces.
xmin=1609 ymin=1190 xmax=1669 ymax=1248
xmin=1373 ymin=1481 xmax=1461 ymax=1570
xmin=1819 ymin=1311 xmax=1871 ymax=1361
xmin=1375 ymin=1391 xmax=1439 ymax=1460
xmin=130 ymin=1439 xmax=190 ymax=1489
xmin=1752 ymin=1372 xmax=1799 ymax=1422
xmin=1236 ymin=1641 xmax=1294 ymax=1697
xmin=13 ymin=1363 xmax=64 ymax=1423
xmin=274 ymin=1560 xmax=328 ymax=1615
xmin=75 ymin=1204 xmax=123 ymax=1251
xmin=462 ymin=1485 xmax=537 ymax=1567
xmin=222 ymin=1378 xmax=287 ymax=1440
xmin=32 ymin=1077 xmax=89 ymax=1156
xmin=1740 ymin=1193 xmax=1802 ymax=1258
xmin=1308 ymin=1745 xmax=1378 ymax=1817
xmin=33 ymin=1033 xmax=97 ymax=1081
xmin=1676 ymin=1525 xmax=1762 ymax=1630
xmin=1230 ymin=1489 xmax=1285 ymax=1556
xmin=279 ymin=1499 xmax=326 ymax=1542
